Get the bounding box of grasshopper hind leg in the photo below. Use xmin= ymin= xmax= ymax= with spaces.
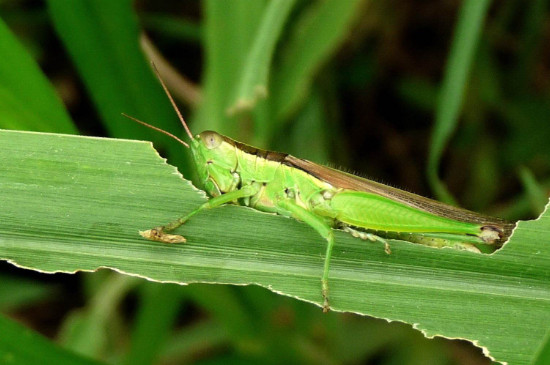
xmin=398 ymin=233 xmax=481 ymax=253
xmin=341 ymin=226 xmax=482 ymax=253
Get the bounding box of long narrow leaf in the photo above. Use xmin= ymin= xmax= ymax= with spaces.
xmin=0 ymin=314 xmax=105 ymax=365
xmin=0 ymin=19 xmax=76 ymax=133
xmin=194 ymin=0 xmax=266 ymax=137
xmin=46 ymin=0 xmax=183 ymax=158
xmin=227 ymin=0 xmax=296 ymax=114
xmin=0 ymin=129 xmax=548 ymax=365
xmin=427 ymin=0 xmax=491 ymax=204
xmin=271 ymin=0 xmax=364 ymax=124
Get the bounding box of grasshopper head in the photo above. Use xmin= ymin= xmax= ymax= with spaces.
xmin=191 ymin=131 xmax=239 ymax=196
xmin=125 ymin=63 xmax=239 ymax=197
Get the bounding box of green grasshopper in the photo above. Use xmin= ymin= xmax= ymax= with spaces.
xmin=126 ymin=67 xmax=514 ymax=312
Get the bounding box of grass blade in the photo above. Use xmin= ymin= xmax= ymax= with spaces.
xmin=0 ymin=19 xmax=76 ymax=133
xmin=0 ymin=129 xmax=548 ymax=365
xmin=47 ymin=0 xmax=183 ymax=150
xmin=0 ymin=314 xmax=106 ymax=365
xmin=194 ymin=0 xmax=266 ymax=137
xmin=427 ymin=0 xmax=491 ymax=204
xmin=227 ymin=0 xmax=296 ymax=115
xmin=271 ymin=0 xmax=364 ymax=123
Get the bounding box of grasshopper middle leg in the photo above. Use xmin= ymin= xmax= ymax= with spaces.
xmin=277 ymin=199 xmax=335 ymax=313
xmin=341 ymin=226 xmax=392 ymax=254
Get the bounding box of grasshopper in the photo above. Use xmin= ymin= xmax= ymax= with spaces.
xmin=126 ymin=66 xmax=514 ymax=312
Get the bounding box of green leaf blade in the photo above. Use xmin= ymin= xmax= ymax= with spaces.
xmin=428 ymin=0 xmax=491 ymax=204
xmin=272 ymin=0 xmax=364 ymax=122
xmin=227 ymin=0 xmax=296 ymax=114
xmin=0 ymin=314 xmax=106 ymax=365
xmin=0 ymin=19 xmax=76 ymax=134
xmin=46 ymin=0 xmax=182 ymax=146
xmin=0 ymin=129 xmax=548 ymax=365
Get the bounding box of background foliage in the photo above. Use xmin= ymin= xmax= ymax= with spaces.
xmin=0 ymin=0 xmax=549 ymax=364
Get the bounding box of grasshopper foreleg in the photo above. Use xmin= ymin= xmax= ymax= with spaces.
xmin=277 ymin=199 xmax=335 ymax=313
xmin=141 ymin=184 xmax=259 ymax=243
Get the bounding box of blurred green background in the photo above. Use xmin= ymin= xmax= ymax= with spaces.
xmin=0 ymin=0 xmax=548 ymax=364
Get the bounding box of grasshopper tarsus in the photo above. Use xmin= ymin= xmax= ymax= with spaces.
xmin=322 ymin=283 xmax=330 ymax=313
xmin=139 ymin=228 xmax=187 ymax=244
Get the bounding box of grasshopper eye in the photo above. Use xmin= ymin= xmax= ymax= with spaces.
xmin=200 ymin=131 xmax=222 ymax=149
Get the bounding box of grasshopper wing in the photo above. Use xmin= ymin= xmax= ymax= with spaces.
xmin=284 ymin=155 xmax=513 ymax=235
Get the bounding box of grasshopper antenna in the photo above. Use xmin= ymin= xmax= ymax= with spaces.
xmin=150 ymin=61 xmax=194 ymax=141
xmin=122 ymin=113 xmax=190 ymax=148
